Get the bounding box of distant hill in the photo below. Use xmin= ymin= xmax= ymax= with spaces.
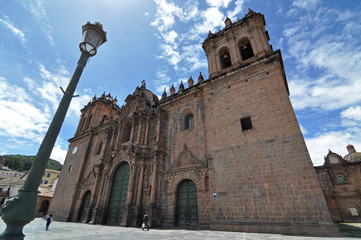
xmin=0 ymin=155 xmax=62 ymax=172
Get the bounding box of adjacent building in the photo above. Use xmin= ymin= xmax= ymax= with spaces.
xmin=49 ymin=10 xmax=338 ymax=236
xmin=0 ymin=177 xmax=24 ymax=206
xmin=0 ymin=158 xmax=26 ymax=180
xmin=22 ymin=168 xmax=60 ymax=185
xmin=315 ymin=144 xmax=361 ymax=223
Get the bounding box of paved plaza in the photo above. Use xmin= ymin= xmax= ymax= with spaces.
xmin=0 ymin=218 xmax=359 ymax=240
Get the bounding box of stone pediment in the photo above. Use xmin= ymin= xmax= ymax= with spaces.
xmin=169 ymin=147 xmax=206 ymax=171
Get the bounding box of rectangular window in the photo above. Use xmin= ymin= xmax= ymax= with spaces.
xmin=47 ymin=173 xmax=51 ymax=177
xmin=45 ymin=181 xmax=48 ymax=184
xmin=185 ymin=114 xmax=194 ymax=130
xmin=240 ymin=116 xmax=253 ymax=131
xmin=350 ymin=208 xmax=359 ymax=216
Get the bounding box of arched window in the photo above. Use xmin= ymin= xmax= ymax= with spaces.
xmin=240 ymin=42 xmax=254 ymax=61
xmin=336 ymin=174 xmax=347 ymax=184
xmin=220 ymin=50 xmax=232 ymax=69
xmin=185 ymin=114 xmax=194 ymax=130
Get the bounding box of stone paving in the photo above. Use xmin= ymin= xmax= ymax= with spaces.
xmin=0 ymin=218 xmax=358 ymax=240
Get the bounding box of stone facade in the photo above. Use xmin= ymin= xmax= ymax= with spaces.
xmin=315 ymin=144 xmax=361 ymax=223
xmin=49 ymin=10 xmax=339 ymax=236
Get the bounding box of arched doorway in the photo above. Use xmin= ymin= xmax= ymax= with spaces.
xmin=105 ymin=162 xmax=130 ymax=225
xmin=77 ymin=191 xmax=91 ymax=222
xmin=39 ymin=200 xmax=50 ymax=216
xmin=175 ymin=179 xmax=198 ymax=229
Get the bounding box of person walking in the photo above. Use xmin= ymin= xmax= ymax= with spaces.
xmin=46 ymin=214 xmax=53 ymax=230
xmin=142 ymin=213 xmax=149 ymax=231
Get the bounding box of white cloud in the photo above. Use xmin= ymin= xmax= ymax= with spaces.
xmin=285 ymin=7 xmax=361 ymax=111
xmin=182 ymin=44 xmax=208 ymax=71
xmin=68 ymin=93 xmax=93 ymax=120
xmin=305 ymin=129 xmax=361 ymax=166
xmin=206 ymin=0 xmax=232 ymax=8
xmin=335 ymin=10 xmax=354 ymax=22
xmin=163 ymin=30 xmax=178 ymax=44
xmin=20 ymin=0 xmax=55 ymax=45
xmin=37 ymin=64 xmax=70 ymax=111
xmin=0 ymin=16 xmax=26 ymax=46
xmin=0 ymin=77 xmax=49 ymax=144
xmin=158 ymin=44 xmax=182 ymax=67
xmin=50 ymin=145 xmax=67 ymax=164
xmin=292 ymin=0 xmax=321 ymax=11
xmin=227 ymin=0 xmax=247 ymax=20
xmin=154 ymin=69 xmax=172 ymax=92
xmin=152 ymin=0 xmax=223 ymax=75
xmin=0 ymin=58 xmax=88 ymax=158
xmin=341 ymin=106 xmax=361 ymax=121
xmin=194 ymin=7 xmax=225 ymax=34
xmin=289 ymin=76 xmax=361 ymax=111
xmin=151 ymin=0 xmax=185 ymax=32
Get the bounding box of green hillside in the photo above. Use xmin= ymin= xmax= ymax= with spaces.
xmin=0 ymin=155 xmax=62 ymax=172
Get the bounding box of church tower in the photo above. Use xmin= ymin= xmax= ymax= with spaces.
xmin=159 ymin=9 xmax=338 ymax=236
xmin=75 ymin=92 xmax=120 ymax=136
xmin=204 ymin=10 xmax=273 ymax=79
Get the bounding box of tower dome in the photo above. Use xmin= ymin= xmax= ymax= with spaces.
xmin=343 ymin=144 xmax=361 ymax=162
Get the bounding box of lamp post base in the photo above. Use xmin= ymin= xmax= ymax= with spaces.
xmin=0 ymin=188 xmax=38 ymax=239
xmin=0 ymin=222 xmax=26 ymax=240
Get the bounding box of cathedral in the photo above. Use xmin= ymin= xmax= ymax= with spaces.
xmin=316 ymin=144 xmax=361 ymax=223
xmin=49 ymin=10 xmax=339 ymax=236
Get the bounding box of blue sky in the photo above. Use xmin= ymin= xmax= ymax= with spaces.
xmin=0 ymin=0 xmax=361 ymax=166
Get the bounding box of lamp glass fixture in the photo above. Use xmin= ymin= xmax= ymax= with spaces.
xmin=79 ymin=22 xmax=107 ymax=56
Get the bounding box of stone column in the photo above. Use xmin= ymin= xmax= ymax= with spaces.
xmin=108 ymin=127 xmax=118 ymax=150
xmin=136 ymin=162 xmax=145 ymax=207
xmin=114 ymin=126 xmax=121 ymax=150
xmin=156 ymin=116 xmax=161 ymax=142
xmin=125 ymin=164 xmax=137 ymax=207
xmin=215 ymin=53 xmax=220 ymax=73
xmin=136 ymin=121 xmax=142 ymax=145
xmin=144 ymin=117 xmax=150 ymax=146
xmin=150 ymin=161 xmax=158 ymax=205
xmin=129 ymin=120 xmax=135 ymax=143
xmin=232 ymin=36 xmax=241 ymax=66
xmin=88 ymin=164 xmax=103 ymax=223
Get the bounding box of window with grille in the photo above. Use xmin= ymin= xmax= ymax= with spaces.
xmin=185 ymin=114 xmax=194 ymax=130
xmin=336 ymin=174 xmax=347 ymax=184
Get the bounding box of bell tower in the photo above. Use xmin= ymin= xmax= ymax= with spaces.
xmin=75 ymin=93 xmax=120 ymax=136
xmin=203 ymin=9 xmax=272 ymax=78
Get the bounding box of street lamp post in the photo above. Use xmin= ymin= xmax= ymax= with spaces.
xmin=0 ymin=22 xmax=106 ymax=239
